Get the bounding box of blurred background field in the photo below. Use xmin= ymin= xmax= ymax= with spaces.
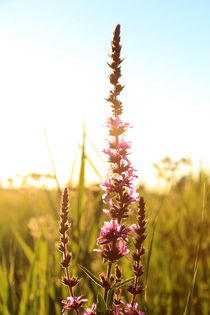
xmin=0 ymin=150 xmax=209 ymax=314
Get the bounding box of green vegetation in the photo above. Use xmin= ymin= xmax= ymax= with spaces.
xmin=0 ymin=164 xmax=209 ymax=314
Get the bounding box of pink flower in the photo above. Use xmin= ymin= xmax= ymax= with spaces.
xmin=106 ymin=116 xmax=130 ymax=130
xmin=62 ymin=295 xmax=88 ymax=314
xmin=100 ymin=133 xmax=139 ymax=220
xmin=117 ymin=301 xmax=144 ymax=315
xmin=101 ymin=175 xmax=138 ymax=198
xmin=97 ymin=220 xmax=136 ymax=245
xmin=103 ymin=138 xmax=132 ymax=159
xmin=117 ymin=240 xmax=130 ymax=257
xmin=83 ymin=304 xmax=96 ymax=315
xmin=94 ymin=240 xmax=129 ymax=262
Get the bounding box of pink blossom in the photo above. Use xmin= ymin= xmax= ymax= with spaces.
xmin=128 ymin=187 xmax=139 ymax=202
xmin=117 ymin=301 xmax=144 ymax=315
xmin=103 ymin=138 xmax=132 ymax=157
xmin=106 ymin=116 xmax=130 ymax=130
xmin=97 ymin=220 xmax=136 ymax=245
xmin=94 ymin=240 xmax=129 ymax=262
xmin=101 ymin=175 xmax=138 ymax=197
xmin=62 ymin=296 xmax=88 ymax=314
xmin=117 ymin=240 xmax=130 ymax=257
xmin=83 ymin=304 xmax=96 ymax=315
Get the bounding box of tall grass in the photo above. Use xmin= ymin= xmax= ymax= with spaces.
xmin=0 ymin=155 xmax=209 ymax=314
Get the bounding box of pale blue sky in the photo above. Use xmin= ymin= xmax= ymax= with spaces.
xmin=0 ymin=0 xmax=210 ymax=186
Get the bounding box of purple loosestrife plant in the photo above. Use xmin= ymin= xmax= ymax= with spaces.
xmin=95 ymin=23 xmax=140 ymax=305
xmin=58 ymin=24 xmax=147 ymax=315
xmin=58 ymin=188 xmax=86 ymax=315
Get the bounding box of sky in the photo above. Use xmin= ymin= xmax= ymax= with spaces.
xmin=0 ymin=0 xmax=210 ymax=188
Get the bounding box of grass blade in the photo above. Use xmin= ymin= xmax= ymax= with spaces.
xmin=76 ymin=122 xmax=86 ymax=231
xmin=69 ymin=143 xmax=80 ymax=185
xmin=86 ymin=155 xmax=103 ymax=181
xmin=113 ymin=277 xmax=134 ymax=288
xmin=144 ymin=215 xmax=158 ymax=303
xmin=87 ymin=135 xmax=105 ymax=165
xmin=0 ymin=264 xmax=8 ymax=307
xmin=43 ymin=125 xmax=61 ymax=195
xmin=12 ymin=228 xmax=34 ymax=263
xmin=39 ymin=239 xmax=49 ymax=314
xmin=107 ymin=288 xmax=114 ymax=308
xmin=96 ymin=294 xmax=107 ymax=313
xmin=79 ymin=264 xmax=103 ymax=288
xmin=183 ymin=184 xmax=206 ymax=315
xmin=18 ymin=235 xmax=42 ymax=315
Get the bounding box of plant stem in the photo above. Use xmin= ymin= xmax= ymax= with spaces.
xmin=63 ymin=246 xmax=79 ymax=315
xmin=104 ymin=262 xmax=112 ymax=302
xmin=131 ymin=249 xmax=140 ymax=306
xmin=63 ymin=232 xmax=74 ymax=297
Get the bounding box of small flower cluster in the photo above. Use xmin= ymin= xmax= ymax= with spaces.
xmin=101 ymin=117 xmax=139 ymax=222
xmin=94 ymin=220 xmax=136 ymax=261
xmin=117 ymin=301 xmax=144 ymax=315
xmin=62 ymin=296 xmax=88 ymax=315
xmin=58 ymin=24 xmax=147 ymax=315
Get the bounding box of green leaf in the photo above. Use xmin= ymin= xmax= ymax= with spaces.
xmin=107 ymin=288 xmax=114 ymax=308
xmin=79 ymin=264 xmax=103 ymax=288
xmin=18 ymin=235 xmax=42 ymax=315
xmin=38 ymin=239 xmax=49 ymax=314
xmin=12 ymin=228 xmax=34 ymax=263
xmin=113 ymin=277 xmax=134 ymax=288
xmin=144 ymin=215 xmax=158 ymax=302
xmin=96 ymin=294 xmax=107 ymax=313
xmin=0 ymin=264 xmax=8 ymax=304
xmin=8 ymin=248 xmax=18 ymax=313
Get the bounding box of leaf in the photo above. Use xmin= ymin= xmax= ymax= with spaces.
xmin=44 ymin=189 xmax=59 ymax=220
xmin=96 ymin=294 xmax=107 ymax=313
xmin=8 ymin=247 xmax=18 ymax=313
xmin=79 ymin=265 xmax=103 ymax=288
xmin=86 ymin=155 xmax=103 ymax=181
xmin=18 ymin=235 xmax=42 ymax=315
xmin=107 ymin=288 xmax=114 ymax=308
xmin=144 ymin=215 xmax=158 ymax=302
xmin=0 ymin=264 xmax=8 ymax=304
xmin=113 ymin=277 xmax=134 ymax=288
xmin=12 ymin=228 xmax=34 ymax=263
xmin=39 ymin=239 xmax=49 ymax=314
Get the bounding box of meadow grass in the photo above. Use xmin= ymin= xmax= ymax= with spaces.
xmin=0 ymin=166 xmax=209 ymax=314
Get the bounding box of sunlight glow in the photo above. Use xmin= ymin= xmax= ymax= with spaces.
xmin=0 ymin=1 xmax=209 ymax=189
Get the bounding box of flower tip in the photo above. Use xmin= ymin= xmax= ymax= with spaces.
xmin=116 ymin=23 xmax=120 ymax=28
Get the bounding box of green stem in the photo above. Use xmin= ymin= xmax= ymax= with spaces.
xmin=104 ymin=262 xmax=112 ymax=302
xmin=131 ymin=249 xmax=140 ymax=306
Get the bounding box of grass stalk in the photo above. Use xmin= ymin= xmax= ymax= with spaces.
xmin=43 ymin=125 xmax=61 ymax=195
xmin=183 ymin=183 xmax=206 ymax=315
